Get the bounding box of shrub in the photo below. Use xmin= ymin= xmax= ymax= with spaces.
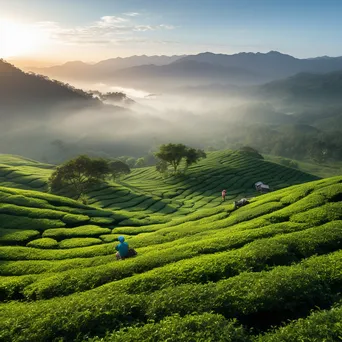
xmin=42 ymin=225 xmax=111 ymax=240
xmin=291 ymin=202 xmax=342 ymax=225
xmin=260 ymin=303 xmax=342 ymax=341
xmin=59 ymin=238 xmax=102 ymax=249
xmin=89 ymin=217 xmax=115 ymax=225
xmin=0 ymin=274 xmax=38 ymax=301
xmin=0 ymin=214 xmax=65 ymax=231
xmin=88 ymin=313 xmax=250 ymax=342
xmin=0 ymin=229 xmax=40 ymax=245
xmin=0 ymin=203 xmax=67 ymax=219
xmin=61 ymin=214 xmax=90 ymax=225
xmin=27 ymin=238 xmax=58 ymax=249
xmin=2 ymin=251 xmax=342 ymax=341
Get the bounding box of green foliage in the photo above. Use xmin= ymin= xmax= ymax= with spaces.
xmin=27 ymin=238 xmax=58 ymax=249
xmin=0 ymin=229 xmax=40 ymax=245
xmin=49 ymin=155 xmax=111 ymax=198
xmin=109 ymin=160 xmax=131 ymax=181
xmin=134 ymin=157 xmax=146 ymax=168
xmin=42 ymin=225 xmax=111 ymax=240
xmin=0 ymin=154 xmax=341 ymax=342
xmin=0 ymin=213 xmax=65 ymax=231
xmin=279 ymin=158 xmax=299 ymax=169
xmin=88 ymin=313 xmax=250 ymax=342
xmin=155 ymin=143 xmax=206 ymax=172
xmin=61 ymin=213 xmax=90 ymax=225
xmin=59 ymin=238 xmax=102 ymax=249
xmin=259 ymin=304 xmax=342 ymax=341
xmin=239 ymin=146 xmax=264 ymax=159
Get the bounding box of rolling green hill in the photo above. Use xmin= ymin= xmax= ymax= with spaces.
xmin=0 ymin=151 xmax=319 ymax=215
xmin=1 ymin=152 xmax=342 ymax=341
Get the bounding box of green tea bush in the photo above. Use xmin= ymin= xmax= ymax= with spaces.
xmin=89 ymin=217 xmax=115 ymax=225
xmin=27 ymin=238 xmax=58 ymax=249
xmin=0 ymin=203 xmax=67 ymax=219
xmin=61 ymin=214 xmax=90 ymax=225
xmin=259 ymin=303 xmax=342 ymax=342
xmin=0 ymin=193 xmax=49 ymax=208
xmin=88 ymin=313 xmax=250 ymax=342
xmin=0 ymin=242 xmax=114 ymax=260
xmin=0 ymin=229 xmax=40 ymax=245
xmin=99 ymin=234 xmax=122 ymax=243
xmin=59 ymin=238 xmax=102 ymax=249
xmin=2 ymin=251 xmax=342 ymax=341
xmin=0 ymin=255 xmax=115 ymax=276
xmin=0 ymin=274 xmax=38 ymax=301
xmin=42 ymin=225 xmax=111 ymax=240
xmin=291 ymin=202 xmax=342 ymax=225
xmin=22 ymin=221 xmax=342 ymax=300
xmin=0 ymin=214 xmax=65 ymax=231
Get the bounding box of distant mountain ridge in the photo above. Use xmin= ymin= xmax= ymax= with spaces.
xmin=26 ymin=51 xmax=342 ymax=89
xmin=28 ymin=55 xmax=185 ymax=80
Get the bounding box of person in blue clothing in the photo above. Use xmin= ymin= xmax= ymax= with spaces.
xmin=115 ymin=235 xmax=129 ymax=260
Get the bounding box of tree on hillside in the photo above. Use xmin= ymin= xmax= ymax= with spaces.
xmin=109 ymin=160 xmax=131 ymax=181
xmin=135 ymin=157 xmax=146 ymax=168
xmin=48 ymin=155 xmax=111 ymax=199
xmin=185 ymin=148 xmax=207 ymax=169
xmin=239 ymin=146 xmax=264 ymax=159
xmin=156 ymin=160 xmax=168 ymax=174
xmin=155 ymin=143 xmax=206 ymax=173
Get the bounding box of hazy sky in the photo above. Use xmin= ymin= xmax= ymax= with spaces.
xmin=1 ymin=0 xmax=342 ymax=64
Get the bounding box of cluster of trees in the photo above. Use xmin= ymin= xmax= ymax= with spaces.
xmin=49 ymin=155 xmax=130 ymax=201
xmin=155 ymin=143 xmax=206 ymax=174
xmin=48 ymin=143 xmax=205 ymax=201
xmin=88 ymin=91 xmax=135 ymax=104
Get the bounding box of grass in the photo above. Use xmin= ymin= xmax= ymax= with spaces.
xmin=0 ymin=151 xmax=341 ymax=341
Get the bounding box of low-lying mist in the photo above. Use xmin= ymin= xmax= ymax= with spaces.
xmin=1 ymin=79 xmax=322 ymax=164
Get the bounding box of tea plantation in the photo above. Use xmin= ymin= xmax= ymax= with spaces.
xmin=0 ymin=151 xmax=342 ymax=341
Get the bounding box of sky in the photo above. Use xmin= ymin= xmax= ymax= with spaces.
xmin=1 ymin=0 xmax=342 ymax=65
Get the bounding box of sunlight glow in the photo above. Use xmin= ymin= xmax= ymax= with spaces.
xmin=0 ymin=19 xmax=44 ymax=58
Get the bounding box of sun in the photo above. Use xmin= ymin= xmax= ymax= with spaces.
xmin=0 ymin=19 xmax=43 ymax=58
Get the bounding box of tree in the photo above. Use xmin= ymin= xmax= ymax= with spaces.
xmin=185 ymin=148 xmax=207 ymax=169
xmin=125 ymin=157 xmax=136 ymax=168
xmin=155 ymin=143 xmax=188 ymax=172
xmin=135 ymin=157 xmax=146 ymax=168
xmin=156 ymin=160 xmax=168 ymax=174
xmin=239 ymin=146 xmax=264 ymax=159
xmin=49 ymin=155 xmax=111 ymax=199
xmin=109 ymin=160 xmax=131 ymax=181
xmin=155 ymin=143 xmax=206 ymax=173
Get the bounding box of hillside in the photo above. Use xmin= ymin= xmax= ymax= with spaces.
xmin=0 ymin=165 xmax=341 ymax=340
xmin=0 ymin=151 xmax=319 ymax=215
xmin=257 ymin=70 xmax=342 ymax=106
xmin=0 ymin=60 xmax=99 ymax=115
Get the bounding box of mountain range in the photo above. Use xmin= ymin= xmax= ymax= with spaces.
xmin=26 ymin=51 xmax=342 ymax=90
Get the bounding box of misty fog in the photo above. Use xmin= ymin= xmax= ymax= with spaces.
xmin=0 ymin=75 xmax=279 ymax=163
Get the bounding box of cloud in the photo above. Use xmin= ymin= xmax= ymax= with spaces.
xmin=123 ymin=12 xmax=140 ymax=17
xmin=95 ymin=16 xmax=128 ymax=28
xmin=34 ymin=15 xmax=176 ymax=46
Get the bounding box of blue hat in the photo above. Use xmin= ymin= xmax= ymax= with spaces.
xmin=118 ymin=236 xmax=125 ymax=242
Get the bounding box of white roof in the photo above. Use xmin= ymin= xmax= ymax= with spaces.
xmin=255 ymin=181 xmax=264 ymax=186
xmin=260 ymin=184 xmax=270 ymax=189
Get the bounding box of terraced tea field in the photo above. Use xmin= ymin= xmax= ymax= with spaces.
xmin=0 ymin=152 xmax=342 ymax=341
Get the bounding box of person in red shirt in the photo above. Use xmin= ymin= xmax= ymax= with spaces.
xmin=222 ymin=189 xmax=227 ymax=202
